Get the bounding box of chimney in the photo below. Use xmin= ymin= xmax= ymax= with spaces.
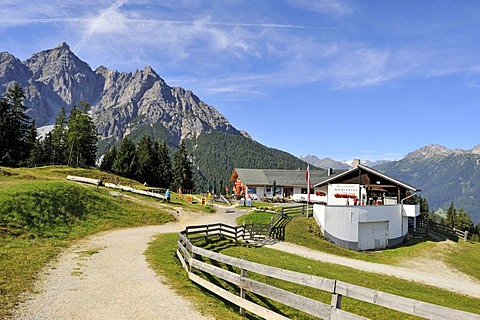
xmin=352 ymin=159 xmax=361 ymax=168
xmin=328 ymin=168 xmax=333 ymax=176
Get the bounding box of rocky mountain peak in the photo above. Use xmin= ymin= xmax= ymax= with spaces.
xmin=56 ymin=42 xmax=70 ymax=50
xmin=0 ymin=42 xmax=243 ymax=149
xmin=0 ymin=52 xmax=31 ymax=86
xmin=470 ymin=145 xmax=480 ymax=155
xmin=404 ymin=144 xmax=475 ymax=161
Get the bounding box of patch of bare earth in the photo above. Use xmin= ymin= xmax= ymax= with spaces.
xmin=398 ymin=234 xmax=478 ymax=285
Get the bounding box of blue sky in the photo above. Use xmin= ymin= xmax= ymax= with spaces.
xmin=1 ymin=0 xmax=479 ymax=161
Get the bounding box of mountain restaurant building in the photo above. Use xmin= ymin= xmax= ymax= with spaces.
xmin=233 ymin=168 xmax=344 ymax=202
xmin=313 ymin=160 xmax=421 ymax=251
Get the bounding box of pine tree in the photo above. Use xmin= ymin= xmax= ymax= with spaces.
xmin=42 ymin=132 xmax=54 ymax=164
xmin=0 ymin=82 xmax=35 ymax=166
xmin=29 ymin=137 xmax=45 ymax=165
xmin=100 ymin=146 xmax=117 ymax=172
xmin=65 ymin=102 xmax=97 ymax=167
xmin=172 ymin=140 xmax=193 ymax=192
xmin=51 ymin=107 xmax=68 ymax=164
xmin=446 ymin=202 xmax=456 ymax=228
xmin=22 ymin=120 xmax=38 ymax=166
xmin=112 ymin=138 xmax=137 ymax=179
xmin=135 ymin=135 xmax=155 ymax=186
xmin=456 ymin=208 xmax=473 ymax=231
xmin=154 ymin=140 xmax=172 ymax=188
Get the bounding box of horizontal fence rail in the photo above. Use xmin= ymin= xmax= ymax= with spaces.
xmin=176 ymin=223 xmax=480 ymax=320
xmin=428 ymin=221 xmax=469 ymax=240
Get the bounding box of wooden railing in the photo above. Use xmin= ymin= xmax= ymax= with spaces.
xmin=183 ymin=223 xmax=272 ymax=242
xmin=428 ymin=221 xmax=469 ymax=241
xmin=255 ymin=204 xmax=313 ymax=217
xmin=177 ymin=223 xmax=480 ymax=320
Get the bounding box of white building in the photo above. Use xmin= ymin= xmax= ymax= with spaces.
xmin=313 ymin=160 xmax=421 ymax=251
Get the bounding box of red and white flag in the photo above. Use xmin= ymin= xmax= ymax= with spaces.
xmin=306 ymin=164 xmax=310 ymax=203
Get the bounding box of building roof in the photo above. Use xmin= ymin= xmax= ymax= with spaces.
xmin=234 ymin=168 xmax=345 ymax=187
xmin=313 ymin=164 xmax=420 ymax=191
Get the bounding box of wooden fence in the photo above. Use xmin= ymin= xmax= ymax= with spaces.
xmin=279 ymin=204 xmax=313 ymax=217
xmin=184 ymin=223 xmax=273 ymax=242
xmin=428 ymin=221 xmax=469 ymax=241
xmin=255 ymin=204 xmax=313 ymax=217
xmin=177 ymin=223 xmax=480 ymax=320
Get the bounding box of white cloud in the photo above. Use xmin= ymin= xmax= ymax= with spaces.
xmin=288 ymin=0 xmax=353 ymax=16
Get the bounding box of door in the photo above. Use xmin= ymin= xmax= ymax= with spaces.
xmin=358 ymin=221 xmax=388 ymax=251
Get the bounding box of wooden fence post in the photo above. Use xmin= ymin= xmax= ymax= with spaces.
xmin=242 ymin=221 xmax=246 ymax=241
xmin=240 ymin=268 xmax=247 ymax=316
xmin=330 ymin=280 xmax=342 ymax=316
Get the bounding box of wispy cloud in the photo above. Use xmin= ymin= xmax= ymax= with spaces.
xmin=287 ymin=0 xmax=354 ymax=16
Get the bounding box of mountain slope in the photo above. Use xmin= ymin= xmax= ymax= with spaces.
xmin=189 ymin=131 xmax=312 ymax=189
xmin=376 ymin=144 xmax=480 ymax=224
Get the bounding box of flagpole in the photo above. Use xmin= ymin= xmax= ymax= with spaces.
xmin=306 ymin=164 xmax=310 ymax=217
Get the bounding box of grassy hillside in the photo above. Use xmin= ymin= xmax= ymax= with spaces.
xmin=0 ymin=166 xmax=179 ymax=318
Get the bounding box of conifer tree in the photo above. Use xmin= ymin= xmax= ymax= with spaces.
xmin=100 ymin=146 xmax=117 ymax=172
xmin=446 ymin=202 xmax=456 ymax=228
xmin=172 ymin=140 xmax=193 ymax=192
xmin=0 ymin=82 xmax=36 ymax=166
xmin=65 ymin=102 xmax=97 ymax=167
xmin=42 ymin=132 xmax=54 ymax=164
xmin=153 ymin=140 xmax=172 ymax=188
xmin=112 ymin=138 xmax=137 ymax=179
xmin=135 ymin=135 xmax=155 ymax=185
xmin=29 ymin=136 xmax=45 ymax=165
xmin=51 ymin=106 xmax=68 ymax=164
xmin=456 ymin=208 xmax=474 ymax=231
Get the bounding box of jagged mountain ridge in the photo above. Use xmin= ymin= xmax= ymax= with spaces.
xmin=375 ymin=144 xmax=480 ymax=224
xmin=301 ymin=155 xmax=350 ymax=169
xmin=0 ymin=42 xmax=242 ymax=147
xmin=300 ymin=155 xmax=389 ymax=169
xmin=404 ymin=143 xmax=480 ymax=161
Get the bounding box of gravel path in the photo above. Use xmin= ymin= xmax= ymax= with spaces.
xmin=14 ymin=206 xmax=244 ymax=320
xmin=267 ymin=241 xmax=480 ymax=298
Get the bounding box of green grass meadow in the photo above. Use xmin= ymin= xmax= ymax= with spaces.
xmin=0 ymin=166 xmax=177 ymax=318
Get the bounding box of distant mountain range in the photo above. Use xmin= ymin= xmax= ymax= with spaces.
xmin=300 ymin=155 xmax=390 ymax=169
xmin=303 ymin=144 xmax=480 ymax=224
xmin=376 ymin=144 xmax=480 ymax=224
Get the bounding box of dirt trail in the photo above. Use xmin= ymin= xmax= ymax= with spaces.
xmin=14 ymin=206 xmax=244 ymax=320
